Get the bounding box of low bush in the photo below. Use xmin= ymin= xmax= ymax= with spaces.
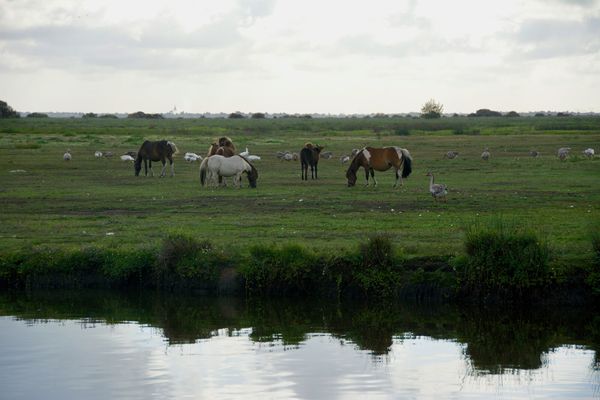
xmin=102 ymin=246 xmax=155 ymax=284
xmin=359 ymin=233 xmax=394 ymax=268
xmin=157 ymin=233 xmax=228 ymax=289
xmin=331 ymin=234 xmax=406 ymax=298
xmin=241 ymin=244 xmax=320 ymax=295
xmin=458 ymin=218 xmax=550 ymax=295
xmin=394 ymin=127 xmax=411 ymax=136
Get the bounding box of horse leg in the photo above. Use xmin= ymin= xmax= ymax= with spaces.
xmin=160 ymin=159 xmax=167 ymax=177
xmin=301 ymin=163 xmax=307 ymax=180
xmin=169 ymin=157 xmax=174 ymax=177
xmin=370 ymin=168 xmax=377 ymax=187
xmin=144 ymin=159 xmax=148 ymax=176
xmin=394 ymin=169 xmax=400 ymax=188
xmin=314 ymin=164 xmax=318 ymax=180
xmin=364 ymin=167 xmax=370 ymax=186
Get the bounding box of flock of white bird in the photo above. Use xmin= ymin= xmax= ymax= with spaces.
xmin=63 ymin=147 xmax=263 ymax=164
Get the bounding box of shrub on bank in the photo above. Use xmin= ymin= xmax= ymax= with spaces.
xmin=241 ymin=244 xmax=321 ymax=295
xmin=458 ymin=219 xmax=550 ymax=295
xmin=102 ymin=246 xmax=156 ymax=284
xmin=157 ymin=233 xmax=230 ymax=288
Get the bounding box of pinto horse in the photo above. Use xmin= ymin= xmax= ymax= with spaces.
xmin=134 ymin=140 xmax=179 ymax=177
xmin=300 ymin=143 xmax=323 ymax=180
xmin=199 ymin=155 xmax=258 ymax=188
xmin=346 ymin=146 xmax=412 ymax=187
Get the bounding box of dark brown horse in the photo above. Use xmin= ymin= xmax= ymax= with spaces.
xmin=346 ymin=146 xmax=412 ymax=187
xmin=300 ymin=143 xmax=323 ymax=180
xmin=207 ymin=136 xmax=236 ymax=157
xmin=134 ymin=140 xmax=179 ymax=177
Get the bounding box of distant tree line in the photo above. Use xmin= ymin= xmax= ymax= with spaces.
xmin=0 ymin=100 xmax=19 ymax=118
xmin=127 ymin=111 xmax=164 ymax=119
xmin=83 ymin=113 xmax=119 ymax=119
xmin=26 ymin=112 xmax=49 ymax=118
xmin=468 ymin=109 xmax=520 ymax=117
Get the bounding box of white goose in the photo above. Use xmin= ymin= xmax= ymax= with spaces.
xmin=184 ymin=152 xmax=202 ymax=162
xmin=426 ymin=172 xmax=447 ymax=202
xmin=94 ymin=151 xmax=103 ymax=158
xmin=558 ymin=147 xmax=570 ymax=161
xmin=583 ymin=148 xmax=595 ymax=158
xmin=63 ymin=150 xmax=72 ymax=161
xmin=120 ymin=155 xmax=135 ymax=162
xmin=481 ymin=148 xmax=490 ymax=161
xmin=239 ymin=147 xmax=250 ymax=158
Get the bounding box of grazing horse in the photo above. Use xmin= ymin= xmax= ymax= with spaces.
xmin=207 ymin=140 xmax=236 ymax=185
xmin=134 ymin=140 xmax=179 ymax=177
xmin=346 ymin=146 xmax=412 ymax=187
xmin=300 ymin=143 xmax=323 ymax=180
xmin=199 ymin=155 xmax=258 ymax=188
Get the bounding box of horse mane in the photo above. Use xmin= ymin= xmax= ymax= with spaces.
xmin=207 ymin=143 xmax=218 ymax=157
xmin=346 ymin=150 xmax=363 ymax=179
xmin=304 ymin=142 xmax=314 ymax=149
xmin=218 ymin=136 xmax=236 ymax=151
xmin=167 ymin=141 xmax=179 ymax=155
xmin=349 ymin=149 xmax=363 ymax=169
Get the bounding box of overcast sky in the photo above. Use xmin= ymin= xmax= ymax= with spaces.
xmin=1 ymin=0 xmax=599 ymax=114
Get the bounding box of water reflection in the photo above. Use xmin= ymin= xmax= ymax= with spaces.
xmin=1 ymin=289 xmax=598 ymax=375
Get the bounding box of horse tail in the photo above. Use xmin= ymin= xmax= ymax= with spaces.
xmin=400 ymin=148 xmax=412 ymax=178
xmin=167 ymin=141 xmax=179 ymax=155
xmin=199 ymin=157 xmax=208 ymax=186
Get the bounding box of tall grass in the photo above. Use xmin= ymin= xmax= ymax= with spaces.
xmin=157 ymin=232 xmax=230 ymax=289
xmin=241 ymin=244 xmax=320 ymax=295
xmin=458 ymin=217 xmax=550 ymax=295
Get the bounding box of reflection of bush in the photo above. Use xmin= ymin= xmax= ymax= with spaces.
xmin=0 ymin=290 xmax=598 ymax=373
xmin=458 ymin=311 xmax=553 ymax=373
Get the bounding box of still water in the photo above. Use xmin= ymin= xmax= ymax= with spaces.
xmin=0 ymin=290 xmax=598 ymax=399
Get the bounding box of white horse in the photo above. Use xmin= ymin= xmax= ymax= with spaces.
xmin=199 ymin=155 xmax=258 ymax=188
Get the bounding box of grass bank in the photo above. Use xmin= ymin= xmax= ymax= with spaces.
xmin=1 ymin=226 xmax=598 ymax=304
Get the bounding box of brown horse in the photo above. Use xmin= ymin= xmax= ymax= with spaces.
xmin=207 ymin=136 xmax=236 ymax=157
xmin=134 ymin=140 xmax=179 ymax=177
xmin=300 ymin=143 xmax=323 ymax=180
xmin=346 ymin=146 xmax=412 ymax=187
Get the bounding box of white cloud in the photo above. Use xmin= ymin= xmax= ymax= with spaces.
xmin=1 ymin=0 xmax=599 ymax=112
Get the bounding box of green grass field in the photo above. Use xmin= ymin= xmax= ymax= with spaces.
xmin=0 ymin=116 xmax=598 ymax=266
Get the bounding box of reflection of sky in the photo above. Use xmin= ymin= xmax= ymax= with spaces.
xmin=0 ymin=317 xmax=597 ymax=400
